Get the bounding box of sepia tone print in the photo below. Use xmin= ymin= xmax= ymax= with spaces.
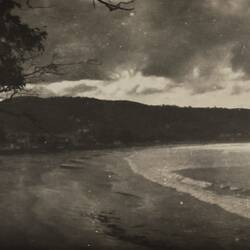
xmin=0 ymin=0 xmax=250 ymax=250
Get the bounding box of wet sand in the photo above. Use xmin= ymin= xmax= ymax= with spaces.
xmin=0 ymin=149 xmax=250 ymax=250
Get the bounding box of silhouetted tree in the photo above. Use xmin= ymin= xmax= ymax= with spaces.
xmin=0 ymin=0 xmax=46 ymax=96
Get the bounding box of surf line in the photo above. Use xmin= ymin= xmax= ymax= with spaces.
xmin=125 ymin=156 xmax=250 ymax=219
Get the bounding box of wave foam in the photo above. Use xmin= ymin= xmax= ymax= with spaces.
xmin=126 ymin=156 xmax=250 ymax=219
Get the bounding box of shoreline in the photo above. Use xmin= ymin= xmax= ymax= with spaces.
xmin=2 ymin=140 xmax=250 ymax=156
xmin=103 ymin=150 xmax=250 ymax=249
xmin=125 ymin=148 xmax=250 ymax=220
xmin=0 ymin=147 xmax=250 ymax=249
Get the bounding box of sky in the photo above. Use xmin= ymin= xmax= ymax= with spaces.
xmin=16 ymin=0 xmax=250 ymax=108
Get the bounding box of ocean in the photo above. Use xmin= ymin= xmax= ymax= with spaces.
xmin=126 ymin=143 xmax=250 ymax=219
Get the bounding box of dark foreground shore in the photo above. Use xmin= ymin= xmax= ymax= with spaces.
xmin=0 ymin=149 xmax=250 ymax=250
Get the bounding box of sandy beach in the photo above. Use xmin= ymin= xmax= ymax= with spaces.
xmin=0 ymin=147 xmax=250 ymax=250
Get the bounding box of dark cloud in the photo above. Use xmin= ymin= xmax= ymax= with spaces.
xmin=17 ymin=0 xmax=136 ymax=81
xmin=140 ymin=0 xmax=250 ymax=81
xmin=63 ymin=84 xmax=97 ymax=96
xmin=126 ymin=82 xmax=176 ymax=96
xmin=231 ymin=85 xmax=243 ymax=95
xmin=231 ymin=84 xmax=250 ymax=95
xmin=16 ymin=0 xmax=250 ymax=94
xmin=139 ymin=87 xmax=164 ymax=96
xmin=125 ymin=84 xmax=165 ymax=96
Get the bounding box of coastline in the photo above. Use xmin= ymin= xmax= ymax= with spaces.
xmin=0 ymin=148 xmax=250 ymax=249
xmin=125 ymin=147 xmax=250 ymax=219
xmin=101 ymin=150 xmax=250 ymax=250
xmin=2 ymin=139 xmax=250 ymax=156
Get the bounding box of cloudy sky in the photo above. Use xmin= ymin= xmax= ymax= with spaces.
xmin=17 ymin=0 xmax=250 ymax=108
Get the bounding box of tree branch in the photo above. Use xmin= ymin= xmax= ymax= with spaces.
xmin=23 ymin=54 xmax=103 ymax=83
xmin=22 ymin=0 xmax=135 ymax=11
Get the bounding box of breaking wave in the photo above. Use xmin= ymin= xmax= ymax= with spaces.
xmin=125 ymin=145 xmax=250 ymax=219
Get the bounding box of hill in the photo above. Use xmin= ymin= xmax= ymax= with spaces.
xmin=0 ymin=96 xmax=250 ymax=151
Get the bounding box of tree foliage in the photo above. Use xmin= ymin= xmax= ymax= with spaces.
xmin=0 ymin=0 xmax=47 ymax=94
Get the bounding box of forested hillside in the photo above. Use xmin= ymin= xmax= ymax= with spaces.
xmin=0 ymin=97 xmax=249 ymax=150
